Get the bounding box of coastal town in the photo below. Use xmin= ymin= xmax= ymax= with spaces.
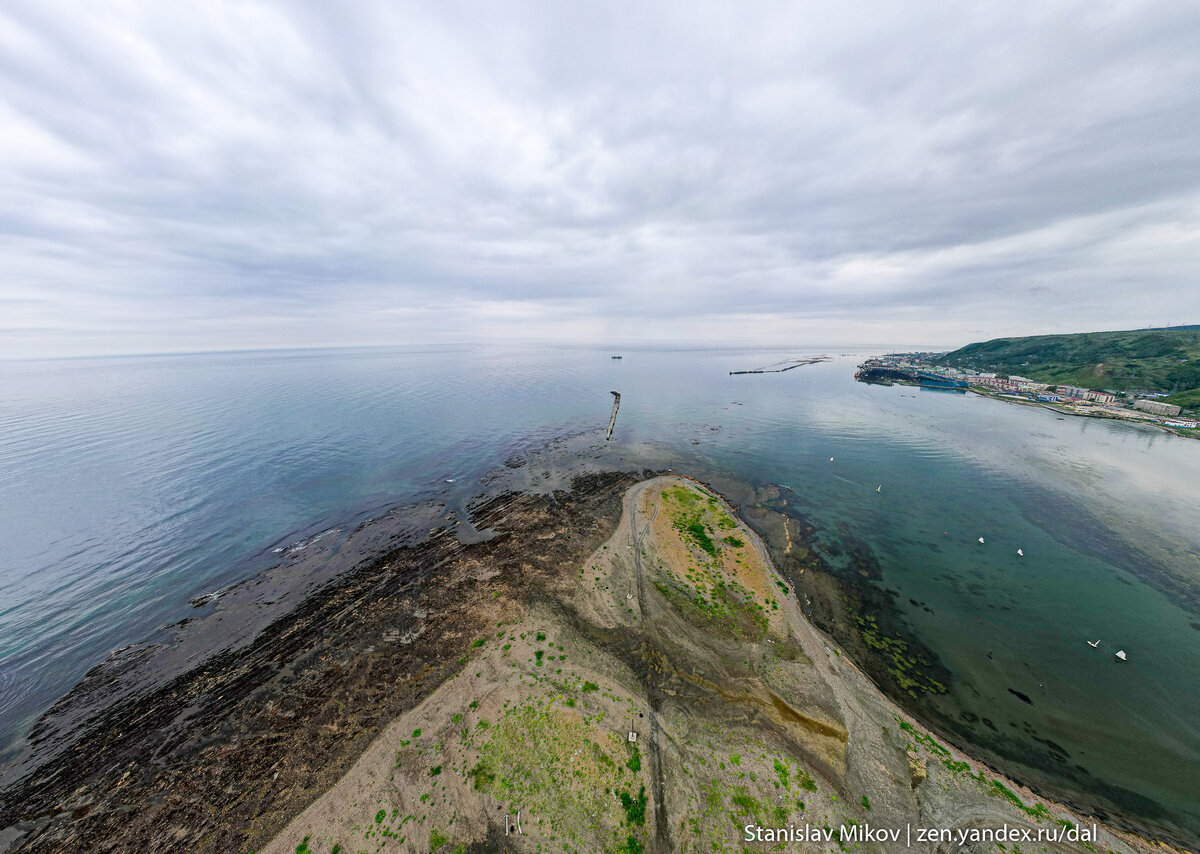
xmin=856 ymin=355 xmax=1199 ymax=436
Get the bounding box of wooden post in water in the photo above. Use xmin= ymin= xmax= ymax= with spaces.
xmin=606 ymin=391 xmax=621 ymax=441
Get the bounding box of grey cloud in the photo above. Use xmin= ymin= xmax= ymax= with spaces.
xmin=1 ymin=0 xmax=1199 ymax=357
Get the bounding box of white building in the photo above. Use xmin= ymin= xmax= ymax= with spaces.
xmin=1134 ymin=399 xmax=1182 ymax=417
xmin=973 ymin=376 xmax=1018 ymax=392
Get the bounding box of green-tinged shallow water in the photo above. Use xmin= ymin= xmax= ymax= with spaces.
xmin=1 ymin=345 xmax=1198 ymax=843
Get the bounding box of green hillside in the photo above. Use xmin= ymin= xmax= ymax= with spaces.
xmin=1163 ymin=388 xmax=1200 ymax=410
xmin=939 ymin=326 xmax=1200 ymax=397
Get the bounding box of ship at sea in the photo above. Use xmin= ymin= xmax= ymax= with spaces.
xmin=916 ymin=370 xmax=968 ymax=390
xmin=854 ymin=361 xmax=968 ymax=390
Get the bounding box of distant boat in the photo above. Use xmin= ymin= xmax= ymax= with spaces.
xmin=445 ymin=478 xmax=456 ymax=483
xmin=978 ymin=537 xmax=985 ymax=544
xmin=1087 ymin=640 xmax=1100 ymax=648
xmin=917 ymin=370 xmax=968 ymax=390
xmin=611 ymin=355 xmax=623 ymax=359
xmin=1017 ymin=549 xmax=1024 ymax=556
xmin=1115 ymin=650 xmax=1128 ymax=661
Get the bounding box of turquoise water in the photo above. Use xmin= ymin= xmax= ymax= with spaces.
xmin=1 ymin=346 xmax=1198 ymax=840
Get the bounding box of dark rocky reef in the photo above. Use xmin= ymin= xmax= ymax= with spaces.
xmin=0 ymin=471 xmax=644 ymax=854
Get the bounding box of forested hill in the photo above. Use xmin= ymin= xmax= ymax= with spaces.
xmin=938 ymin=326 xmax=1200 ymax=403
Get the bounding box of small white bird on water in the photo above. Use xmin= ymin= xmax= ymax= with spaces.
xmin=876 ymin=485 xmax=882 ymax=493
xmin=978 ymin=537 xmax=985 ymax=544
xmin=830 ymin=457 xmax=834 ymax=462
xmin=1017 ymin=548 xmax=1024 ymax=556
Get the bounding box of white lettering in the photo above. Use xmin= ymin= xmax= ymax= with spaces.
xmin=743 ymin=824 xmax=836 ymax=843
xmin=841 ymin=824 xmax=901 ymax=843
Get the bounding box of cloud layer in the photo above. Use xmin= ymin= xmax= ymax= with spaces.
xmin=3 ymin=0 xmax=1200 ymax=356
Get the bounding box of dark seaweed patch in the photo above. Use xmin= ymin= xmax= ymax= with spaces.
xmin=1008 ymin=688 xmax=1033 ymax=705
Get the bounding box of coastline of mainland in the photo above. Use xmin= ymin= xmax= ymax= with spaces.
xmin=928 ymin=325 xmax=1200 ymax=440
xmin=965 ymin=385 xmax=1200 ymax=440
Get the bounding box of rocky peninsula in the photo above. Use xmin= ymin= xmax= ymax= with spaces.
xmin=0 ymin=469 xmax=1189 ymax=853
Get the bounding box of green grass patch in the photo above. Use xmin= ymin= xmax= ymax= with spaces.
xmin=685 ymin=523 xmax=717 ymax=557
xmin=468 ymin=761 xmax=495 ymax=791
xmin=728 ymin=789 xmax=769 ymax=826
xmin=618 ymin=786 xmax=648 ymax=825
xmin=989 ymin=779 xmax=1052 ymax=819
xmin=653 ymin=576 xmax=767 ymax=641
xmin=626 ymin=744 xmax=642 ymax=773
xmin=898 ymin=720 xmax=950 ymax=756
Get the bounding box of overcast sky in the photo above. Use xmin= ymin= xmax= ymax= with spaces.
xmin=2 ymin=1 xmax=1199 ymax=357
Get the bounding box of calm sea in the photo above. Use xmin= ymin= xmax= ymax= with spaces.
xmin=2 ymin=345 xmax=1198 ymax=838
